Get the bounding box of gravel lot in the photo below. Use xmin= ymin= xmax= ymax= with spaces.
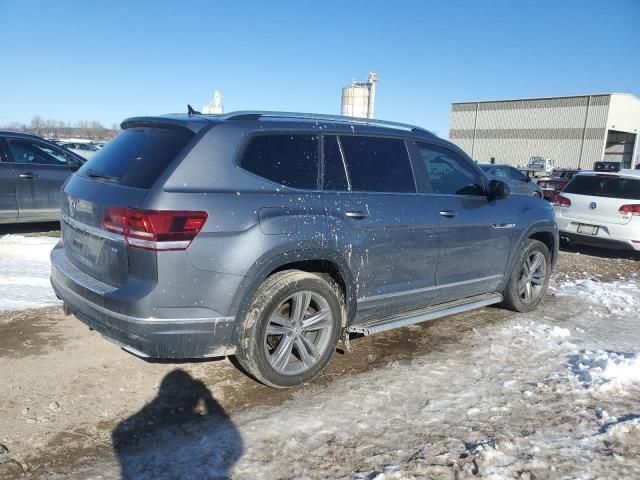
xmin=0 ymin=243 xmax=638 ymax=479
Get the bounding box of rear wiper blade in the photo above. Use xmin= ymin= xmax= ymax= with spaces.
xmin=86 ymin=169 xmax=119 ymax=183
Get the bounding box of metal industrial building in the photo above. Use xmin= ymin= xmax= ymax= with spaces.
xmin=449 ymin=93 xmax=640 ymax=169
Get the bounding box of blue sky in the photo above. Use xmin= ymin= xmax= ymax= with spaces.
xmin=1 ymin=0 xmax=639 ymax=137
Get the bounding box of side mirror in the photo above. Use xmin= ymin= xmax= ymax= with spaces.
xmin=488 ymin=179 xmax=510 ymax=200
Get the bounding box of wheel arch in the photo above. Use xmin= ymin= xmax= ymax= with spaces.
xmin=227 ymin=247 xmax=357 ymax=344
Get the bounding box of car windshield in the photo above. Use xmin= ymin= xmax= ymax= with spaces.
xmin=563 ymin=175 xmax=640 ymax=200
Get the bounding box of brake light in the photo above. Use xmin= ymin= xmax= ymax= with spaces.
xmin=102 ymin=207 xmax=208 ymax=250
xmin=553 ymin=194 xmax=571 ymax=207
xmin=619 ymin=204 xmax=640 ymax=216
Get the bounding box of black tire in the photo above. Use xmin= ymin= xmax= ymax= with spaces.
xmin=501 ymin=239 xmax=552 ymax=313
xmin=235 ymin=270 xmax=343 ymax=388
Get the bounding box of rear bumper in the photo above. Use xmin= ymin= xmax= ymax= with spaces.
xmin=50 ymin=246 xmax=237 ymax=358
xmin=556 ymin=215 xmax=640 ymax=251
xmin=560 ymin=231 xmax=639 ymax=251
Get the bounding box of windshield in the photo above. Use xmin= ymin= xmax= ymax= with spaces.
xmin=563 ymin=175 xmax=640 ymax=200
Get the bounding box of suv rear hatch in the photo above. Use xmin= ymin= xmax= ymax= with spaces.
xmin=559 ymin=174 xmax=640 ymax=225
xmin=60 ymin=124 xmax=197 ymax=287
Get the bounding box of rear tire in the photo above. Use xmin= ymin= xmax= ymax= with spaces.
xmin=235 ymin=270 xmax=343 ymax=388
xmin=501 ymin=239 xmax=551 ymax=313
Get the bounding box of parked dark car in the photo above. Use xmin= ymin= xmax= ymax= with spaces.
xmin=537 ymin=169 xmax=581 ymax=201
xmin=478 ymin=163 xmax=543 ymax=197
xmin=50 ymin=111 xmax=558 ymax=388
xmin=0 ymin=131 xmax=85 ymax=223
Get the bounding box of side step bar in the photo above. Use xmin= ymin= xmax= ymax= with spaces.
xmin=347 ymin=292 xmax=503 ymax=336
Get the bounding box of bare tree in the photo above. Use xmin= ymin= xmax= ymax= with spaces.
xmin=30 ymin=116 xmax=45 ymax=136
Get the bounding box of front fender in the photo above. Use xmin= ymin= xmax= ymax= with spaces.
xmin=499 ymin=208 xmax=559 ymax=291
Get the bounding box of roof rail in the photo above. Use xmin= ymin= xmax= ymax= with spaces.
xmin=217 ymin=110 xmax=434 ymax=135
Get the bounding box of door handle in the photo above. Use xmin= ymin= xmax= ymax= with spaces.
xmin=345 ymin=210 xmax=369 ymax=219
xmin=18 ymin=173 xmax=39 ymax=179
xmin=439 ymin=210 xmax=458 ymax=218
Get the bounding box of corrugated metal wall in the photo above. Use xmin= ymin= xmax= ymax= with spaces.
xmin=449 ymin=95 xmax=610 ymax=169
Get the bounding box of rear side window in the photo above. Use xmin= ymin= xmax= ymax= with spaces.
xmin=78 ymin=127 xmax=194 ymax=189
xmin=239 ymin=134 xmax=319 ymax=190
xmin=564 ymin=175 xmax=640 ymax=200
xmin=339 ymin=136 xmax=414 ymax=193
xmin=322 ymin=135 xmax=349 ymax=191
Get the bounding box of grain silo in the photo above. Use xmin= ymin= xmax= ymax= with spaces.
xmin=341 ymin=72 xmax=378 ymax=119
xmin=202 ymin=90 xmax=224 ymax=114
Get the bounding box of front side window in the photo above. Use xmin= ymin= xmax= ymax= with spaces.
xmin=414 ymin=143 xmax=484 ymax=196
xmin=7 ymin=138 xmax=70 ymax=166
xmin=339 ymin=136 xmax=414 ymax=193
xmin=239 ymin=134 xmax=319 ymax=190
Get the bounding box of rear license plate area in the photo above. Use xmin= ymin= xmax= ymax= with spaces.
xmin=577 ymin=223 xmax=599 ymax=235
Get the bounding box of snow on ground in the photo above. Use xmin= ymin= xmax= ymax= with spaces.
xmin=0 ymin=235 xmax=60 ymax=312
xmin=61 ymin=276 xmax=640 ymax=480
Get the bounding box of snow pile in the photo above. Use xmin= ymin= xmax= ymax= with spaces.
xmin=569 ymin=349 xmax=640 ymax=390
xmin=551 ymin=278 xmax=640 ymax=317
xmin=0 ymin=234 xmax=60 ymax=312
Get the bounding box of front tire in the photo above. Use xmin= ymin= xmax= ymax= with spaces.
xmin=502 ymin=239 xmax=551 ymax=312
xmin=235 ymin=270 xmax=343 ymax=388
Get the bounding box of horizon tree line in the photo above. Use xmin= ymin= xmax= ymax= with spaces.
xmin=2 ymin=116 xmax=120 ymax=140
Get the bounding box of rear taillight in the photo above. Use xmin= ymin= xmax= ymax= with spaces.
xmin=553 ymin=194 xmax=571 ymax=207
xmin=102 ymin=207 xmax=208 ymax=250
xmin=619 ymin=204 xmax=640 ymax=216
xmin=558 ymin=181 xmax=568 ymax=190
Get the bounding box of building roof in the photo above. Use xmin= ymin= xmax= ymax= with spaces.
xmin=452 ymin=92 xmax=640 ymax=106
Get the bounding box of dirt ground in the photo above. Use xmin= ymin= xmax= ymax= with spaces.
xmin=0 ymin=245 xmax=638 ymax=479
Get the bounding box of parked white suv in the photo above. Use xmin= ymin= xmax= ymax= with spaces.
xmin=554 ymin=169 xmax=640 ymax=251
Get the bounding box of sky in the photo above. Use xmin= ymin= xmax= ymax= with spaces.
xmin=1 ymin=0 xmax=639 ymax=138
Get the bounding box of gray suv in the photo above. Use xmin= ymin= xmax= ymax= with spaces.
xmin=50 ymin=111 xmax=558 ymax=388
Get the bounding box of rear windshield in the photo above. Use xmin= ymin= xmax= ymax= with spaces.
xmin=77 ymin=127 xmax=194 ymax=189
xmin=564 ymin=175 xmax=640 ymax=200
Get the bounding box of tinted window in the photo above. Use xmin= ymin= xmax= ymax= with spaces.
xmin=492 ymin=166 xmax=509 ymax=179
xmin=7 ymin=139 xmax=72 ymax=166
xmin=322 ymin=135 xmax=349 ymax=191
xmin=507 ymin=167 xmax=528 ymax=181
xmin=78 ymin=127 xmax=194 ymax=189
xmin=414 ymin=143 xmax=484 ymax=196
xmin=240 ymin=134 xmax=319 ymax=190
xmin=339 ymin=136 xmax=414 ymax=193
xmin=564 ymin=175 xmax=640 ymax=200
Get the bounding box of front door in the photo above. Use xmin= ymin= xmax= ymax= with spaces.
xmin=5 ymin=137 xmax=76 ymax=221
xmin=412 ymin=141 xmax=513 ymax=303
xmin=0 ymin=140 xmax=18 ymax=223
xmin=321 ymin=135 xmax=440 ymax=322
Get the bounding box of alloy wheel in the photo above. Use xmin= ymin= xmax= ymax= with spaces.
xmin=264 ymin=291 xmax=334 ymax=375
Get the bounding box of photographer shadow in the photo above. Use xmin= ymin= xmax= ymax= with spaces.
xmin=112 ymin=369 xmax=242 ymax=479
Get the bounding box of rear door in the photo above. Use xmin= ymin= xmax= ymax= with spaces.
xmin=321 ymin=135 xmax=440 ymax=321
xmin=5 ymin=137 xmax=78 ymax=222
xmin=0 ymin=139 xmax=18 ymax=223
xmin=412 ymin=141 xmax=513 ymax=302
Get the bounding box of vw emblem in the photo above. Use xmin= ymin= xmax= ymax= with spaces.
xmin=589 ymin=201 xmax=597 ymax=210
xmin=68 ymin=196 xmax=77 ymax=215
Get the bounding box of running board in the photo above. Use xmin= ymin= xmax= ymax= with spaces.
xmin=347 ymin=292 xmax=503 ymax=336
